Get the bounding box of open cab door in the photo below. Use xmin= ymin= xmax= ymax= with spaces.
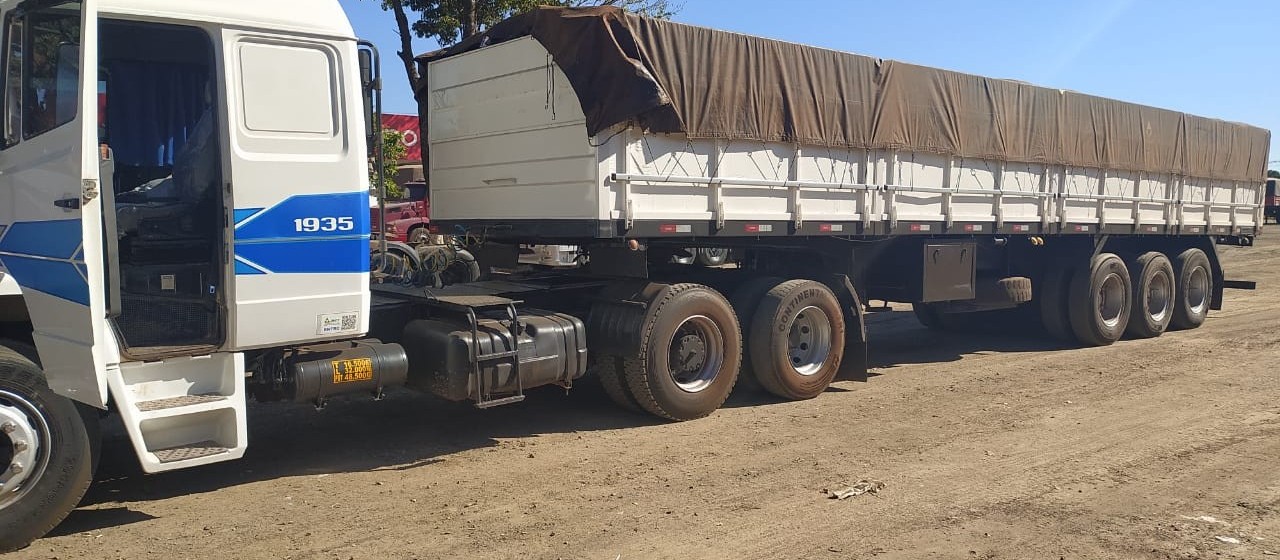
xmin=0 ymin=0 xmax=111 ymax=407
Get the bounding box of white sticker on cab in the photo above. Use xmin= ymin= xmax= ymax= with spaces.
xmin=317 ymin=312 xmax=360 ymax=335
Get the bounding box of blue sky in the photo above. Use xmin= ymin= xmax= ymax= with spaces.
xmin=339 ymin=0 xmax=1280 ymax=168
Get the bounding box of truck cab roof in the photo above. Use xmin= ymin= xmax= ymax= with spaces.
xmin=99 ymin=0 xmax=355 ymax=38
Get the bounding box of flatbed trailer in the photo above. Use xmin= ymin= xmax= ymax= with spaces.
xmin=0 ymin=2 xmax=1269 ymax=551
xmin=397 ymin=6 xmax=1270 ymax=413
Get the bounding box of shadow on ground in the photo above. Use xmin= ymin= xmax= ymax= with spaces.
xmin=67 ymin=307 xmax=1067 ymax=535
xmin=864 ymin=308 xmax=1070 ymax=369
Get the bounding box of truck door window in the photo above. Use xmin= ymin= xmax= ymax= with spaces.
xmin=22 ymin=3 xmax=80 ymax=139
xmin=0 ymin=2 xmax=81 ymax=146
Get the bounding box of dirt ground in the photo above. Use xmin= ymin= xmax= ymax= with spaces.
xmin=11 ymin=237 xmax=1280 ymax=560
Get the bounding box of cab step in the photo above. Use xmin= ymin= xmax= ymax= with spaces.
xmin=136 ymin=394 xmax=228 ymax=412
xmin=474 ymin=395 xmax=526 ymax=409
xmin=105 ymin=353 xmax=248 ymax=473
xmin=154 ymin=441 xmax=230 ymax=464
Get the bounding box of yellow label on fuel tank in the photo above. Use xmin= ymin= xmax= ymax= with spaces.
xmin=331 ymin=358 xmax=374 ymax=383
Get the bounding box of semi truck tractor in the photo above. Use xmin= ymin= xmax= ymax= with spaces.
xmin=0 ymin=1 xmax=1270 ymax=550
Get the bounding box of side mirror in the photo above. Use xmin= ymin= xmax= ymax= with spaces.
xmin=358 ymin=48 xmax=376 ymax=141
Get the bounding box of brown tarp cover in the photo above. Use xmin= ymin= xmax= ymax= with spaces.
xmin=420 ymin=7 xmax=1272 ymax=182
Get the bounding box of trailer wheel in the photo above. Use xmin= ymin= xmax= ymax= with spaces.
xmin=728 ymin=276 xmax=784 ymax=391
xmin=1066 ymin=253 xmax=1131 ymax=346
xmin=748 ymin=280 xmax=845 ymax=400
xmin=694 ymin=248 xmax=730 ymax=267
xmin=1038 ymin=261 xmax=1074 ymax=342
xmin=1125 ymin=252 xmax=1175 ymax=339
xmin=594 ymin=357 xmax=642 ymax=413
xmin=622 ymin=284 xmax=741 ymax=421
xmin=0 ymin=346 xmax=94 ymax=553
xmin=1170 ymin=248 xmax=1212 ymax=330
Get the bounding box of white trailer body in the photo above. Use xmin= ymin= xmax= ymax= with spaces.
xmin=427 ymin=36 xmax=1265 ymax=239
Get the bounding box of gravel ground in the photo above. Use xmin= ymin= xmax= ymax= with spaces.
xmin=10 ymin=236 xmax=1280 ymax=559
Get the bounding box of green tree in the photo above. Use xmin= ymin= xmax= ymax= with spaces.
xmin=1268 ymin=169 xmax=1279 ymax=179
xmin=413 ymin=0 xmax=679 ymax=47
xmin=368 ymin=0 xmax=680 ymax=180
xmin=371 ymin=127 xmax=408 ymax=200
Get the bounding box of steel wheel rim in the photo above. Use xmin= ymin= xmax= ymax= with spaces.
xmin=787 ymin=306 xmax=832 ymax=376
xmin=1147 ymin=270 xmax=1172 ymax=323
xmin=668 ymin=315 xmax=724 ymax=393
xmin=1187 ymin=267 xmax=1209 ymax=314
xmin=1098 ymin=273 xmax=1126 ymax=329
xmin=0 ymin=389 xmax=51 ymax=512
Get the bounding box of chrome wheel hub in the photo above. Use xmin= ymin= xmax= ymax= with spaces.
xmin=1147 ymin=271 xmax=1171 ymax=322
xmin=0 ymin=390 xmax=50 ymax=511
xmin=787 ymin=306 xmax=832 ymax=376
xmin=1187 ymin=267 xmax=1209 ymax=315
xmin=669 ymin=315 xmax=724 ymax=393
xmin=1098 ymin=273 xmax=1126 ymax=329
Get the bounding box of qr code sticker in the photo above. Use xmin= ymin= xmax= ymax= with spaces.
xmin=317 ymin=312 xmax=360 ymax=335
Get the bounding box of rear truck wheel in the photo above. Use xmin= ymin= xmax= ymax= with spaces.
xmin=594 ymin=356 xmax=642 ymax=413
xmin=728 ymin=276 xmax=784 ymax=391
xmin=748 ymin=280 xmax=845 ymax=400
xmin=1039 ymin=260 xmax=1074 ymax=342
xmin=694 ymin=248 xmax=730 ymax=267
xmin=622 ymin=284 xmax=742 ymax=421
xmin=1066 ymin=253 xmax=1132 ymax=346
xmin=1125 ymin=252 xmax=1175 ymax=339
xmin=1171 ymin=248 xmax=1212 ymax=330
xmin=0 ymin=346 xmax=95 ymax=553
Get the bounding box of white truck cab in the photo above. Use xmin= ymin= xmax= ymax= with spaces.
xmin=0 ymin=0 xmax=383 ymax=548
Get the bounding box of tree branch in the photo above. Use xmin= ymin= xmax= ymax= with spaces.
xmin=388 ymin=0 xmax=423 ymax=100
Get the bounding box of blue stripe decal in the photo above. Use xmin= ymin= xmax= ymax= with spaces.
xmin=234 ymin=208 xmax=264 ymax=226
xmin=0 ymin=220 xmax=89 ymax=305
xmin=0 ymin=220 xmax=82 ymax=259
xmin=0 ymin=256 xmax=89 ymax=305
xmin=233 ymin=257 xmax=268 ymax=275
xmin=235 ymin=193 xmax=370 ymax=240
xmin=233 ymin=192 xmax=371 ymax=275
xmin=234 ymin=238 xmax=370 ymax=274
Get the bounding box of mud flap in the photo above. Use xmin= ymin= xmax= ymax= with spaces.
xmin=829 ymin=275 xmax=868 ymax=382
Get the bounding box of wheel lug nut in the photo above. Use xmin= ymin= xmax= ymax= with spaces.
xmin=0 ymin=422 xmax=15 ymax=434
xmin=9 ymin=462 xmax=22 ymax=475
xmin=12 ymin=441 xmax=27 ymax=452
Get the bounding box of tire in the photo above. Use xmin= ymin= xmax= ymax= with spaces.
xmin=748 ymin=280 xmax=845 ymax=401
xmin=622 ymin=284 xmax=742 ymax=421
xmin=1125 ymin=252 xmax=1175 ymax=339
xmin=1066 ymin=253 xmax=1132 ymax=346
xmin=1038 ymin=260 xmax=1074 ymax=342
xmin=0 ymin=342 xmax=100 ymax=477
xmin=694 ymin=248 xmax=730 ymax=267
xmin=594 ymin=356 xmax=642 ymax=413
xmin=0 ymin=346 xmax=94 ymax=553
xmin=1170 ymin=248 xmax=1212 ymax=330
xmin=728 ymin=276 xmax=784 ymax=391
xmin=408 ymin=227 xmax=431 ymax=245
xmin=997 ymin=277 xmax=1033 ymax=305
